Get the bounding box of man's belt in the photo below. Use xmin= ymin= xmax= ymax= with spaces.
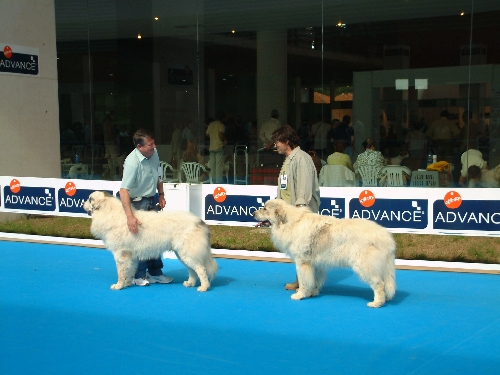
xmin=131 ymin=196 xmax=154 ymax=202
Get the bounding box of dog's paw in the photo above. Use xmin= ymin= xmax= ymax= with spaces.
xmin=183 ymin=280 xmax=196 ymax=288
xmin=311 ymin=288 xmax=320 ymax=297
xmin=197 ymin=285 xmax=208 ymax=292
xmin=110 ymin=283 xmax=124 ymax=290
xmin=291 ymin=292 xmax=305 ymax=300
xmin=367 ymin=301 xmax=384 ymax=308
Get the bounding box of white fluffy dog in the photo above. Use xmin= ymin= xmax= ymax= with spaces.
xmin=83 ymin=191 xmax=218 ymax=291
xmin=253 ymin=199 xmax=396 ymax=308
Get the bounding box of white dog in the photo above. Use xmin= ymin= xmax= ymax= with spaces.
xmin=83 ymin=191 xmax=218 ymax=291
xmin=253 ymin=199 xmax=396 ymax=308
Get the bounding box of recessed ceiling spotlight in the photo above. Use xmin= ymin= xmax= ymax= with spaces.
xmin=231 ymin=29 xmax=236 ymax=34
xmin=460 ymin=12 xmax=465 ymax=16
xmin=137 ymin=33 xmax=142 ymax=39
xmin=154 ymin=16 xmax=159 ymax=21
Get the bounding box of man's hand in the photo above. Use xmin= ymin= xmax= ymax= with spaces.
xmin=127 ymin=215 xmax=142 ymax=234
xmin=158 ymin=195 xmax=166 ymax=209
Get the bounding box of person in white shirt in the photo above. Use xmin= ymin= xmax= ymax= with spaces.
xmin=259 ymin=109 xmax=281 ymax=149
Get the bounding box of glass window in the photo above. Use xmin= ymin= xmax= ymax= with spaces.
xmin=55 ymin=0 xmax=500 ymax=188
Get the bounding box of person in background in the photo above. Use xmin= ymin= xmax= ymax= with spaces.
xmin=181 ymin=121 xmax=195 ymax=149
xmin=103 ymin=110 xmax=119 ymax=163
xmin=327 ymin=118 xmax=341 ymax=155
xmin=206 ymin=112 xmax=227 ymax=183
xmin=458 ymin=149 xmax=488 ymax=187
xmin=342 ymin=115 xmax=355 ymax=161
xmin=327 ymin=140 xmax=354 ymax=171
xmin=425 ymin=110 xmax=460 ymax=162
xmin=311 ymin=114 xmax=330 ymax=159
xmin=353 ymin=138 xmax=386 ymax=179
xmin=271 ymin=125 xmax=320 ymax=291
xmin=260 ymin=109 xmax=281 ymax=150
xmin=403 ymin=121 xmax=427 ymax=171
xmin=170 ymin=121 xmax=183 ymax=168
xmin=298 ymin=120 xmax=312 ymax=152
xmin=458 ymin=110 xmax=479 ymax=153
xmin=119 ymin=129 xmax=173 ymax=287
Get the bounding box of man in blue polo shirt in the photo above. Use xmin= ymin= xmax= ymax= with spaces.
xmin=120 ymin=129 xmax=173 ymax=287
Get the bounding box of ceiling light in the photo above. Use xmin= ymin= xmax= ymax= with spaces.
xmin=154 ymin=16 xmax=159 ymax=21
xmin=231 ymin=29 xmax=235 ymax=34
xmin=137 ymin=33 xmax=142 ymax=39
xmin=460 ymin=12 xmax=465 ymax=16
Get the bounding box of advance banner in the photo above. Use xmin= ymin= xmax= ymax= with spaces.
xmin=0 ymin=177 xmax=120 ymax=217
xmin=1 ymin=176 xmax=499 ymax=236
xmin=200 ymin=184 xmax=500 ymax=236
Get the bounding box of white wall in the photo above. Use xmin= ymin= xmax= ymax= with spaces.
xmin=0 ymin=0 xmax=60 ymax=178
xmin=0 ymin=0 xmax=60 ymax=221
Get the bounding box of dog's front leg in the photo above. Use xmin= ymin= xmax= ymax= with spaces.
xmin=291 ymin=261 xmax=315 ymax=300
xmin=111 ymin=250 xmax=135 ymax=290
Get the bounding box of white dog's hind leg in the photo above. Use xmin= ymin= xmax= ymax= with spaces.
xmin=193 ymin=265 xmax=210 ymax=292
xmin=183 ymin=267 xmax=198 ymax=288
xmin=175 ymin=252 xmax=200 ymax=289
xmin=367 ymin=280 xmax=386 ymax=308
xmin=291 ymin=261 xmax=315 ymax=300
xmin=111 ymin=250 xmax=135 ymax=290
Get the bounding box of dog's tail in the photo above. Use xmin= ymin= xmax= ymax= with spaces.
xmin=383 ymin=239 xmax=397 ymax=301
xmin=205 ymin=255 xmax=218 ymax=282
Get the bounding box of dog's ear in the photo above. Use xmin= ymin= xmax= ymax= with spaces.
xmin=273 ymin=205 xmax=288 ymax=225
xmin=88 ymin=193 xmax=101 ymax=212
xmin=102 ymin=191 xmax=113 ymax=197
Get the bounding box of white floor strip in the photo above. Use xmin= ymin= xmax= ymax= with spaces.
xmin=1 ymin=232 xmax=499 ymax=273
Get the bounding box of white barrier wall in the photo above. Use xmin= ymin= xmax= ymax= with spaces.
xmin=1 ymin=176 xmax=499 ymax=237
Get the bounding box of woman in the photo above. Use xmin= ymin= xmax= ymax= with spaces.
xmin=271 ymin=125 xmax=320 ymax=291
xmin=326 ymin=140 xmax=354 ymax=171
xmin=353 ymin=138 xmax=386 ymax=178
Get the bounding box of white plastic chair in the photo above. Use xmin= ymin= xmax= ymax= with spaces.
xmin=160 ymin=161 xmax=180 ymax=183
xmin=180 ymin=162 xmax=211 ymax=183
xmin=381 ymin=165 xmax=412 ymax=187
xmin=356 ymin=165 xmax=381 ymax=187
xmin=68 ymin=164 xmax=89 ymax=179
xmin=410 ymin=170 xmax=439 ymax=188
xmin=319 ymin=165 xmax=356 ymax=187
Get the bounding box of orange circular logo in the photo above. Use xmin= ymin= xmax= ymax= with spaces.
xmin=10 ymin=179 xmax=21 ymax=193
xmin=3 ymin=46 xmax=13 ymax=59
xmin=359 ymin=190 xmax=375 ymax=208
xmin=65 ymin=182 xmax=77 ymax=196
xmin=213 ymin=187 xmax=227 ymax=203
xmin=444 ymin=191 xmax=462 ymax=209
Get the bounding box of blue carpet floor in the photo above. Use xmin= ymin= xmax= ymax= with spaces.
xmin=0 ymin=240 xmax=499 ymax=375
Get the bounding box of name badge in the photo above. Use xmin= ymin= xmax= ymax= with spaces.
xmin=280 ymin=174 xmax=288 ymax=190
